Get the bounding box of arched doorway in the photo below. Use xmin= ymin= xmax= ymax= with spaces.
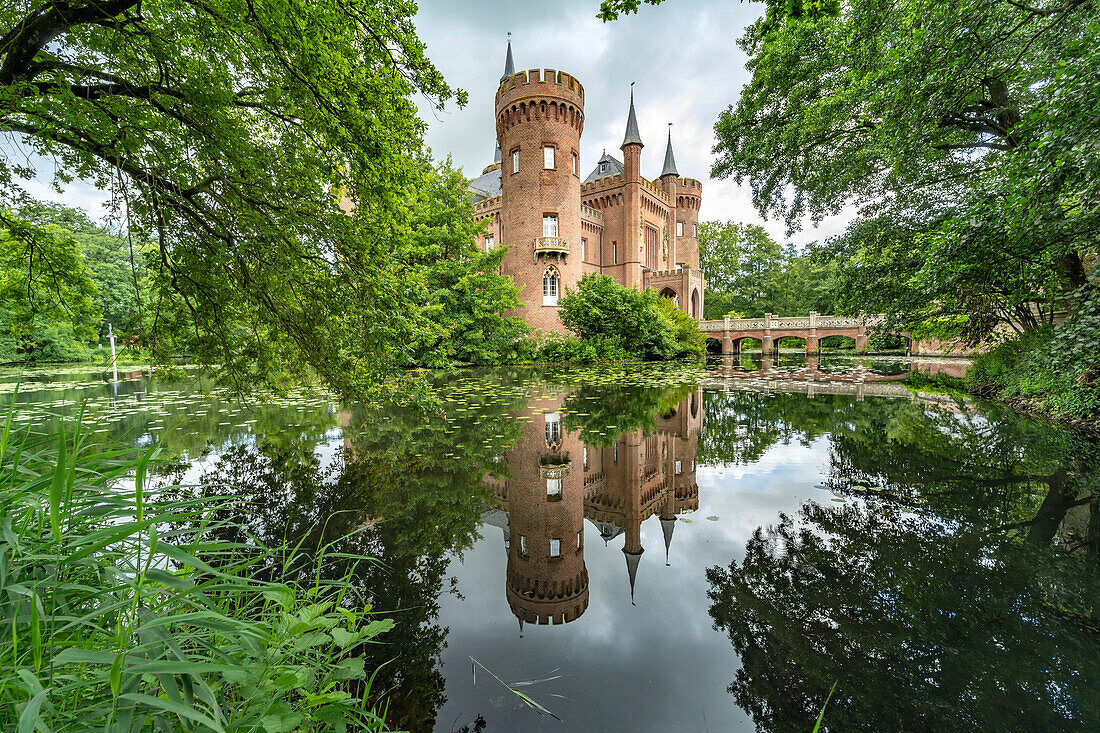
xmin=690 ymin=289 xmax=699 ymax=319
xmin=659 ymin=287 xmax=679 ymax=308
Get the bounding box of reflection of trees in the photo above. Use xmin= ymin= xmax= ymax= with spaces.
xmin=707 ymin=502 xmax=1100 ymax=732
xmin=561 ymin=381 xmax=696 ymax=447
xmin=189 ymin=382 xmax=526 ymax=733
xmin=703 ymin=389 xmax=1100 ymax=731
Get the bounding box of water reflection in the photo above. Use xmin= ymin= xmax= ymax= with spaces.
xmin=483 ymin=386 xmax=702 ymax=628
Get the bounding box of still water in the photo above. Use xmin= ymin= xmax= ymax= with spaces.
xmin=3 ymin=357 xmax=1098 ymax=732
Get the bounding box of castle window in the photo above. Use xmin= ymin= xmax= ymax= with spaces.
xmin=614 ymin=443 xmax=618 ymax=463
xmin=546 ymin=478 xmax=562 ymax=499
xmin=520 ymin=535 xmax=528 ymax=555
xmin=544 ymin=145 xmax=555 ymax=170
xmin=543 ymin=214 xmax=558 ymax=237
xmin=512 ymin=149 xmax=519 ymax=173
xmin=543 ymin=269 xmax=560 ymax=306
xmin=675 ymin=460 xmax=683 ymax=475
xmin=677 ymin=221 xmax=684 ymax=237
xmin=693 ymin=223 xmax=698 ymax=237
xmin=612 ymin=241 xmax=617 ymax=264
xmin=549 ymin=539 xmax=561 ymax=558
xmin=572 ymin=151 xmax=579 ymax=176
xmin=577 ymin=530 xmax=582 ymax=550
xmin=581 ymin=238 xmax=586 ymax=262
xmin=545 ymin=411 xmax=561 ymax=446
xmin=486 ymin=234 xmax=494 ymax=251
xmin=583 ymin=446 xmax=588 ymax=469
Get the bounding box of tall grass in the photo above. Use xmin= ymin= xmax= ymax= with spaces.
xmin=0 ymin=398 xmax=393 ymax=732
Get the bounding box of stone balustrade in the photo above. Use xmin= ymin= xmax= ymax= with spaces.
xmin=699 ymin=313 xmax=886 ymax=332
xmin=534 ymin=236 xmax=569 ymax=255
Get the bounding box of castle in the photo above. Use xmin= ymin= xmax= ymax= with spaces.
xmin=469 ymin=39 xmax=706 ymax=333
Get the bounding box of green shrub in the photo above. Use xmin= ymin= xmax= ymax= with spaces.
xmin=525 ymin=333 xmax=630 ymax=363
xmin=558 ymin=274 xmax=704 ymax=360
xmin=0 ymin=404 xmax=392 ymax=731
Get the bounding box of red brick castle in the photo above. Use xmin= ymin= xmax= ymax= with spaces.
xmin=469 ymin=38 xmax=706 ymax=333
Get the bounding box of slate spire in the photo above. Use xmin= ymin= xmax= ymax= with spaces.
xmin=624 ymin=548 xmax=643 ymax=605
xmin=622 ymin=83 xmax=643 ymax=147
xmin=660 ymin=516 xmax=676 ymax=565
xmin=660 ymin=124 xmax=679 ymax=177
xmin=501 ymin=33 xmax=515 ymax=81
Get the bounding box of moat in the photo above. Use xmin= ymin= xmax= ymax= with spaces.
xmin=3 ymin=358 xmax=1097 ymax=732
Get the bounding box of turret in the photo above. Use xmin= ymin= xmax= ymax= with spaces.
xmin=495 ymin=40 xmax=585 ymax=333
xmin=620 ymin=85 xmax=644 ymax=288
xmin=659 ymin=125 xmax=680 ymax=267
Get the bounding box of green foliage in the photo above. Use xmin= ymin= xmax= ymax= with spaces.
xmin=968 ymin=329 xmax=1100 ymax=420
xmin=0 ymin=408 xmax=393 ymax=731
xmin=1 ymin=0 xmax=465 ymax=399
xmin=399 ymin=161 xmax=528 ymax=367
xmin=704 ymin=0 xmax=1099 ymax=344
xmin=0 ymin=209 xmax=102 ymax=362
xmin=699 ymin=221 xmax=836 ymax=319
xmin=558 ymin=273 xmax=704 ymax=360
xmin=526 ymin=333 xmax=631 ymax=364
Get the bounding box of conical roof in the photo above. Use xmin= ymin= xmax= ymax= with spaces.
xmin=494 ymin=144 xmax=502 ymax=164
xmin=501 ymin=35 xmax=515 ymax=81
xmin=660 ymin=516 xmax=676 ymax=565
xmin=624 ymin=547 xmax=643 ymax=605
xmin=660 ymin=126 xmax=679 ymax=177
xmin=622 ymin=85 xmax=643 ymax=148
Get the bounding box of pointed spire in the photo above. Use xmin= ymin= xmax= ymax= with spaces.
xmin=622 ymin=82 xmax=643 ymax=148
xmin=660 ymin=516 xmax=676 ymax=566
xmin=501 ymin=32 xmax=515 ymax=81
xmin=518 ymin=616 xmax=524 ymax=638
xmin=660 ymin=124 xmax=679 ymax=177
xmin=494 ymin=143 xmax=502 ymax=164
xmin=624 ymin=548 xmax=643 ymax=605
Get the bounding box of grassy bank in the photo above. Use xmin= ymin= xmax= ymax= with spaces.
xmin=904 ymin=332 xmax=1100 ymax=431
xmin=0 ymin=403 xmax=392 ymax=731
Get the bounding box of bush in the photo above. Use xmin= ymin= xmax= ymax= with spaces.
xmin=967 ymin=328 xmax=1100 ymax=420
xmin=559 ymin=274 xmax=704 ymax=360
xmin=0 ymin=406 xmax=392 ymax=731
xmin=524 ymin=333 xmax=631 ymax=363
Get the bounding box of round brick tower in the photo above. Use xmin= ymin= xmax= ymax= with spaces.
xmin=503 ymin=396 xmax=589 ymax=626
xmin=495 ymin=67 xmax=585 ymax=333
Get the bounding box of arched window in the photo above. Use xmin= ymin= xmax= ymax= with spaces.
xmin=543 ymin=267 xmax=560 ymax=306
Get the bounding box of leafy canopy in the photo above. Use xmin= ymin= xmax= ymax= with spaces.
xmin=0 ymin=0 xmax=465 ymax=397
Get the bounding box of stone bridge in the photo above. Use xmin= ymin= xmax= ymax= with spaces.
xmin=699 ymin=312 xmax=907 ymax=354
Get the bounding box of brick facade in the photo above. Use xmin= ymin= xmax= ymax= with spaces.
xmin=470 ymin=43 xmax=705 ymax=334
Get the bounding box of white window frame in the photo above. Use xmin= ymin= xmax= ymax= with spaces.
xmin=512 ymin=149 xmax=519 ymax=173
xmin=580 ymin=238 xmax=586 ymax=262
xmin=545 ymin=411 xmax=561 ymax=443
xmin=612 ymin=242 xmax=617 ymax=264
xmin=677 ymin=221 xmax=684 ymax=237
xmin=543 ymin=270 xmax=559 ymax=306
xmin=583 ymin=446 xmax=588 ymax=469
xmin=486 ymin=234 xmax=494 ymax=251
xmin=544 ymin=145 xmax=555 ymax=170
xmin=572 ymin=151 xmax=579 ymax=175
xmin=693 ymin=223 xmax=698 ymax=237
xmin=520 ymin=535 xmax=528 ymax=555
xmin=577 ymin=530 xmax=582 ymax=550
xmin=543 ymin=214 xmax=558 ymax=237
xmin=549 ymin=539 xmax=561 ymax=558
xmin=546 ymin=478 xmax=562 ymax=499
xmin=675 ymin=460 xmax=683 ymax=475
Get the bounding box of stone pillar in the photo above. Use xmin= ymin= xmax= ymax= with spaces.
xmin=762 ymin=335 xmax=774 ymax=354
xmin=856 ymin=333 xmax=869 ymax=352
xmin=808 ymin=311 xmax=819 ymax=353
xmin=722 ymin=333 xmax=733 ymax=355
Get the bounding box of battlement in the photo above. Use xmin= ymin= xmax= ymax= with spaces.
xmin=642 ymin=177 xmax=671 ymax=204
xmin=581 ymin=173 xmax=625 ymax=194
xmin=482 ymin=161 xmax=501 ymax=175
xmin=581 ymin=204 xmax=603 ymax=221
xmin=678 ymin=178 xmax=702 ymax=192
xmin=496 ymin=68 xmax=585 ymax=108
xmin=473 ymin=194 xmax=501 ymax=213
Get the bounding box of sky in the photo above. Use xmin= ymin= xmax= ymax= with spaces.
xmin=412 ymin=0 xmax=853 ymax=245
xmin=8 ymin=0 xmax=853 ymax=245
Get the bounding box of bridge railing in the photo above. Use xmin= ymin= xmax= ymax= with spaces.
xmin=699 ymin=313 xmax=887 ymax=332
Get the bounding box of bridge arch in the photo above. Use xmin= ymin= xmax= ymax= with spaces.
xmin=775 ymin=335 xmax=807 ymax=350
xmin=820 ymin=334 xmax=857 ymax=350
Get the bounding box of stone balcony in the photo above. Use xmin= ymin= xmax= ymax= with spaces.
xmin=534 ymin=236 xmax=569 ymax=255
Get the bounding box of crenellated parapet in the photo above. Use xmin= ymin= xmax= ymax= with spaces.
xmin=581 ymin=174 xmax=625 ymax=194
xmin=496 ymin=69 xmax=585 ymax=139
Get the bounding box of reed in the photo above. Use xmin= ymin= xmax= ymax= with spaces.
xmin=0 ymin=397 xmax=393 ymax=732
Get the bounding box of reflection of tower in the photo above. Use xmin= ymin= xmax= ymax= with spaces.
xmin=495 ymin=393 xmax=589 ymax=626
xmin=582 ymin=388 xmax=702 ymax=601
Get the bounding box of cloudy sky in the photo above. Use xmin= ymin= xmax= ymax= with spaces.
xmin=413 ymin=0 xmax=852 ymax=245
xmin=10 ymin=0 xmax=851 ymax=244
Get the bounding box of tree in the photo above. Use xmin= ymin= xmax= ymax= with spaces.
xmin=0 ymin=205 xmax=101 ymax=361
xmin=1 ymin=0 xmax=464 ymax=397
xmin=399 ymin=161 xmax=528 ymax=367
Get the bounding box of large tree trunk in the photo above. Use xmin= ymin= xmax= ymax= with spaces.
xmin=1027 ymin=469 xmax=1078 ymax=546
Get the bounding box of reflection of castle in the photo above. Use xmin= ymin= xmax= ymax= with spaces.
xmin=482 ymin=388 xmax=701 ymax=627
